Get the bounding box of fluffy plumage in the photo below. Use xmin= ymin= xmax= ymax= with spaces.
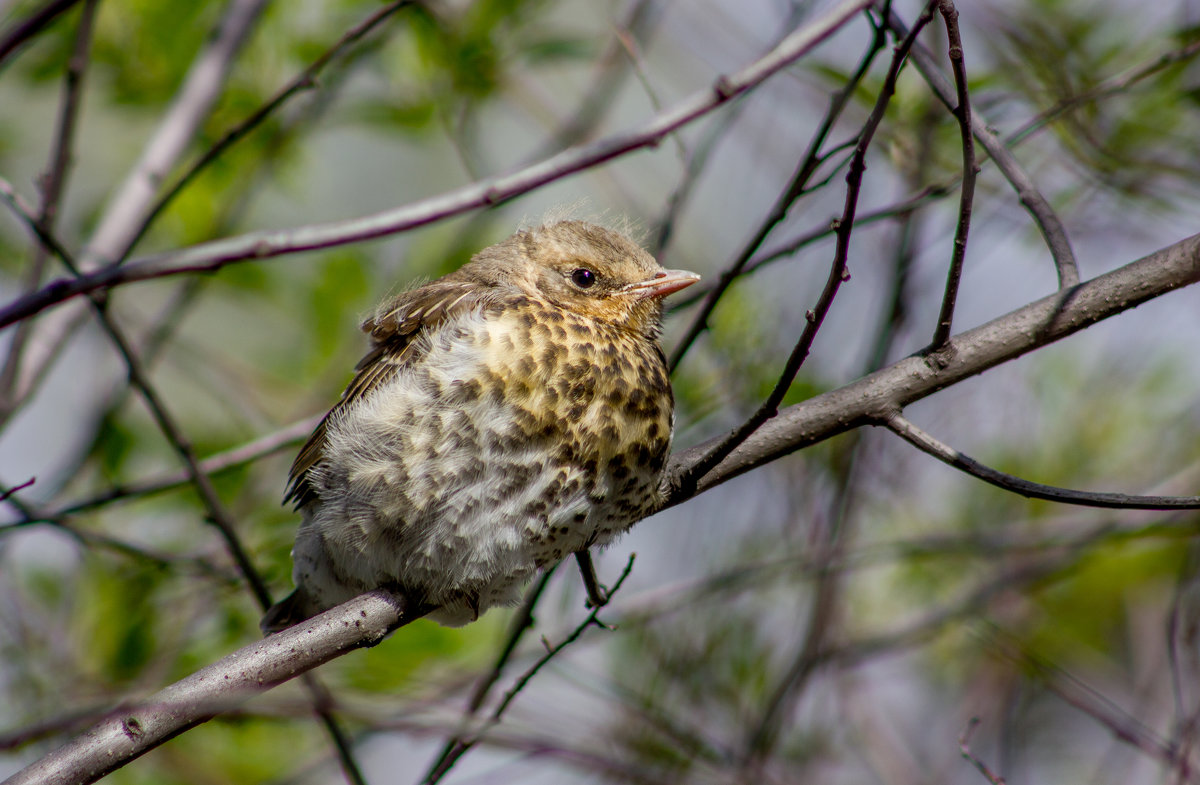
xmin=262 ymin=220 xmax=699 ymax=632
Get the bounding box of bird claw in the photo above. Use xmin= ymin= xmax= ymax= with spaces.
xmin=585 ymin=583 xmax=610 ymax=609
xmin=575 ymin=550 xmax=609 ymax=610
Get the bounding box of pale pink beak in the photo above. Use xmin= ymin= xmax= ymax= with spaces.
xmin=624 ymin=269 xmax=702 ymax=300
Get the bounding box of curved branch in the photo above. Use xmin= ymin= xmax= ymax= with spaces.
xmin=7 ymin=232 xmax=1198 ymax=785
xmin=661 ymin=230 xmax=1200 ymax=503
xmin=929 ymin=0 xmax=977 ymax=348
xmin=3 ymin=592 xmax=424 ymax=785
xmin=884 ymin=412 xmax=1200 ymax=510
xmin=888 ymin=7 xmax=1080 ymax=289
xmin=0 ymin=0 xmax=874 ymax=330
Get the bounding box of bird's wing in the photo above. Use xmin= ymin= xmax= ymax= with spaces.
xmin=285 ymin=279 xmax=489 ymax=507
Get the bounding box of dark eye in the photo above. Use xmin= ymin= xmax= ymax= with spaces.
xmin=570 ymin=268 xmax=596 ymax=289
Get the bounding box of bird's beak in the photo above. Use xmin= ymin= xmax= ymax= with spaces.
xmin=624 ymin=269 xmax=702 ymax=300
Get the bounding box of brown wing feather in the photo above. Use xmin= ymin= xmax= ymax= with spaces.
xmin=284 ymin=279 xmax=489 ymax=508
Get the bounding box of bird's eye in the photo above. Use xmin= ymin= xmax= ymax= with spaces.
xmin=570 ymin=268 xmax=597 ymax=289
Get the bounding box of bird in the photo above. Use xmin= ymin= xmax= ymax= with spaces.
xmin=261 ymin=220 xmax=700 ymax=633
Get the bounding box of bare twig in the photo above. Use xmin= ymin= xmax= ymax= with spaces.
xmin=13 ymin=416 xmax=320 ymax=524
xmin=420 ymin=567 xmax=558 ymax=780
xmin=1007 ymin=37 xmax=1200 ymax=148
xmin=929 ymin=0 xmax=977 ymax=348
xmin=3 ymin=0 xmax=271 ymax=444
xmin=121 ymin=0 xmax=417 ymax=265
xmin=667 ymin=7 xmax=886 ymax=371
xmin=669 ymin=181 xmax=956 ymax=310
xmin=0 ymin=0 xmax=98 ymax=414
xmin=0 ymin=0 xmax=83 ymax=67
xmin=887 ymin=7 xmax=1079 ymax=288
xmin=538 ymin=0 xmax=662 ymax=154
xmin=959 ymin=719 xmax=1008 ymax=785
xmin=660 ymin=230 xmax=1200 ymax=503
xmin=0 ymin=0 xmax=876 ymax=329
xmin=982 ymin=625 xmax=1189 ymax=774
xmin=0 ymin=477 xmax=36 ymax=503
xmin=3 ymin=591 xmax=427 ymax=785
xmin=675 ymin=3 xmax=936 ymax=493
xmin=82 ymin=0 xmax=270 ymax=269
xmin=422 ymin=555 xmax=636 ymax=784
xmin=2 ymin=170 xmax=367 ymax=785
xmin=883 ymin=412 xmax=1200 ymax=510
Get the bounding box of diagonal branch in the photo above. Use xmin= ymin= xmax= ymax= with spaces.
xmin=674 ymin=2 xmax=936 ymax=492
xmin=887 ymin=7 xmax=1080 ymax=289
xmin=2 ymin=591 xmax=426 ymax=785
xmin=0 ymin=0 xmax=99 ymax=415
xmin=422 ymin=556 xmax=636 ymax=785
xmin=660 ymin=230 xmax=1200 ymax=504
xmin=883 ymin=412 xmax=1200 ymax=510
xmin=0 ymin=0 xmax=876 ymax=329
xmin=119 ymin=0 xmax=417 ymax=266
xmin=0 ymin=0 xmax=84 ymax=67
xmin=929 ymin=0 xmax=977 ymax=348
xmin=667 ymin=6 xmax=886 ymax=371
xmin=5 ymin=231 xmax=1198 ymax=785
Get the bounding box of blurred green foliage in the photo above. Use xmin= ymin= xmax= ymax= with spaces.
xmin=1 ymin=0 xmax=1199 ymax=782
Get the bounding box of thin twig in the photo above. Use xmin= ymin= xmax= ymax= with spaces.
xmin=82 ymin=0 xmax=271 ymax=269
xmin=420 ymin=568 xmax=557 ymax=781
xmin=958 ymin=718 xmax=1008 ymax=785
xmin=422 ymin=555 xmax=637 ymax=785
xmin=929 ymin=0 xmax=977 ymax=348
xmin=887 ymin=7 xmax=1079 ymax=288
xmin=3 ymin=0 xmax=271 ymax=452
xmin=0 ymin=0 xmax=876 ymax=329
xmin=0 ymin=0 xmax=83 ymax=67
xmin=3 ymin=591 xmax=426 ymax=785
xmin=0 ymin=0 xmax=99 ymax=412
xmin=884 ymin=411 xmax=1200 ymax=510
xmin=668 ymin=7 xmax=886 ymax=371
xmin=659 ymin=230 xmax=1200 ymax=504
xmin=669 ymin=181 xmax=955 ymax=310
xmin=1 ymin=175 xmax=367 ymax=785
xmin=119 ymin=0 xmax=417 ymax=265
xmin=9 ymin=416 xmax=320 ymax=524
xmin=1006 ymin=37 xmax=1200 ymax=148
xmin=675 ymin=3 xmax=937 ymax=494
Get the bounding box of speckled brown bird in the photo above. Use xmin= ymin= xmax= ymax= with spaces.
xmin=262 ymin=220 xmax=699 ymax=632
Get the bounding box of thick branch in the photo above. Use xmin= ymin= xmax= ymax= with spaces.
xmin=0 ymin=0 xmax=874 ymax=329
xmin=661 ymin=231 xmax=1200 ymax=504
xmin=4 ymin=592 xmax=423 ymax=785
xmin=7 ymin=233 xmax=1198 ymax=785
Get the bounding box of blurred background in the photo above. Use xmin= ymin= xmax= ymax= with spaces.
xmin=2 ymin=0 xmax=1200 ymax=782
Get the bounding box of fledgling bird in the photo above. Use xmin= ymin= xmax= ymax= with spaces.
xmin=262 ymin=220 xmax=699 ymax=632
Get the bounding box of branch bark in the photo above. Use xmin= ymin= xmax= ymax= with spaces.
xmin=661 ymin=230 xmax=1200 ymax=504
xmin=3 ymin=591 xmax=422 ymax=785
xmin=8 ymin=230 xmax=1197 ymax=785
xmin=0 ymin=0 xmax=873 ymax=330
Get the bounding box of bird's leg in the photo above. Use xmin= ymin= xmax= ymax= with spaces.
xmin=575 ymin=550 xmax=609 ymax=608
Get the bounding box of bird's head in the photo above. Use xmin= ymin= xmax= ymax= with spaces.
xmin=474 ymin=221 xmax=700 ymax=338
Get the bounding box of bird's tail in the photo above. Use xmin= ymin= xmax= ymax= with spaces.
xmin=260 ymin=588 xmax=317 ymax=635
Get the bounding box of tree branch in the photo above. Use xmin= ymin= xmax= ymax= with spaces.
xmin=0 ymin=0 xmax=875 ymax=330
xmin=675 ymin=1 xmax=933 ymax=492
xmin=660 ymin=230 xmax=1200 ymax=504
xmin=929 ymin=0 xmax=977 ymax=348
xmin=887 ymin=7 xmax=1080 ymax=289
xmin=3 ymin=591 xmax=425 ymax=785
xmin=8 ymin=230 xmax=1197 ymax=785
xmin=883 ymin=412 xmax=1200 ymax=510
